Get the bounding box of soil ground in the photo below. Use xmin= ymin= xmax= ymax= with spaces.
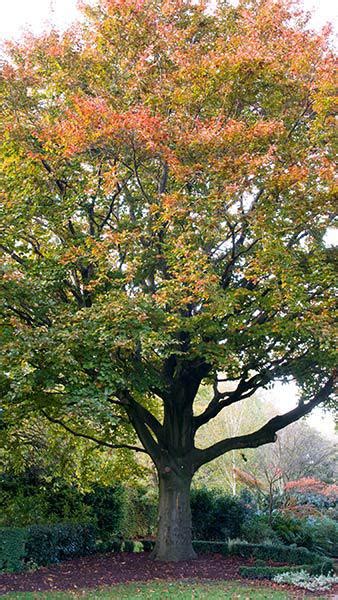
xmin=0 ymin=552 xmax=336 ymax=598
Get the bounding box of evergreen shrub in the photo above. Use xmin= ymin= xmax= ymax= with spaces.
xmin=191 ymin=487 xmax=248 ymax=540
xmin=26 ymin=523 xmax=96 ymax=566
xmin=0 ymin=528 xmax=27 ymax=572
xmin=239 ymin=562 xmax=333 ymax=580
xmin=84 ymin=484 xmax=126 ymax=539
xmin=122 ymin=486 xmax=157 ymax=538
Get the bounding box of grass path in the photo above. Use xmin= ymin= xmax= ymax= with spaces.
xmin=2 ymin=580 xmax=330 ymax=599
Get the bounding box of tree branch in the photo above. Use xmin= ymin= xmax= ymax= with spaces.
xmin=120 ymin=391 xmax=162 ymax=462
xmin=158 ymin=161 xmax=168 ymax=195
xmin=40 ymin=409 xmax=147 ymax=453
xmin=1 ymin=244 xmax=26 ymax=266
xmin=193 ymin=375 xmax=335 ymax=470
xmin=40 ymin=158 xmax=67 ymax=196
xmin=99 ymin=176 xmax=132 ymax=230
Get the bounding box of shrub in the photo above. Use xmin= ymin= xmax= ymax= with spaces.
xmin=123 ymin=540 xmax=144 ymax=553
xmin=303 ymin=517 xmax=338 ymax=557
xmin=84 ymin=484 xmax=126 ymax=539
xmin=0 ymin=476 xmax=92 ymax=527
xmin=122 ymin=486 xmax=157 ymax=538
xmin=214 ymin=494 xmax=248 ymax=539
xmin=191 ymin=487 xmax=248 ymax=540
xmin=95 ymin=538 xmax=146 ymax=553
xmin=1 ymin=524 xmax=96 ymax=572
xmin=285 ymin=479 xmax=338 ymax=512
xmin=268 ymin=512 xmax=338 ymax=556
xmin=271 ymin=513 xmax=314 ymax=548
xmin=181 ymin=539 xmax=332 ymax=568
xmin=95 ymin=538 xmax=124 ymax=553
xmin=142 ymin=539 xmax=155 ymax=552
xmin=254 ymin=559 xmax=267 ymax=567
xmin=0 ymin=492 xmax=51 ymax=527
xmin=42 ymin=485 xmax=92 ymax=524
xmin=227 ymin=541 xmax=330 ymax=566
xmin=190 ymin=487 xmax=216 ymax=540
xmin=241 ymin=515 xmax=279 ymax=544
xmin=311 ymin=559 xmax=335 ymax=576
xmin=0 ymin=528 xmax=27 ymax=572
xmin=240 ymin=565 xmax=306 ymax=580
xmin=240 ymin=562 xmax=334 ymax=580
xmin=25 ymin=523 xmax=96 ymax=566
xmin=273 ymin=570 xmax=338 ymax=592
xmin=192 ymin=541 xmax=229 ymax=555
xmin=186 ymin=538 xmax=332 ymax=567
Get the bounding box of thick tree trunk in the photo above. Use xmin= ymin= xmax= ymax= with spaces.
xmin=152 ymin=470 xmax=196 ymax=561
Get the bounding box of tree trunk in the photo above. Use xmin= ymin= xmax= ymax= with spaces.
xmin=152 ymin=470 xmax=196 ymax=561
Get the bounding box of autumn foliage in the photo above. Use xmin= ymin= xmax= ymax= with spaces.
xmin=285 ymin=478 xmax=338 ymax=500
xmin=0 ymin=0 xmax=336 ymax=560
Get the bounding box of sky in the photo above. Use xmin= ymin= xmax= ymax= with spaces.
xmin=0 ymin=0 xmax=337 ymax=40
xmin=0 ymin=0 xmax=336 ymax=438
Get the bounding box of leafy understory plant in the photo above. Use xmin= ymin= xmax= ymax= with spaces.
xmin=273 ymin=570 xmax=338 ymax=592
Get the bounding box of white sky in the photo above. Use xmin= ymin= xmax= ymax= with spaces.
xmin=0 ymin=0 xmax=336 ymax=439
xmin=0 ymin=0 xmax=337 ymax=40
xmin=262 ymin=382 xmax=336 ymax=440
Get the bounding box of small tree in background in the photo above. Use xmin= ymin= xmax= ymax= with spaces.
xmin=0 ymin=0 xmax=336 ymax=560
xmin=284 ymin=478 xmax=338 ymax=513
xmin=234 ymin=465 xmax=284 ymax=523
xmin=254 ymin=420 xmax=337 ymax=484
xmin=194 ymin=390 xmax=266 ymax=494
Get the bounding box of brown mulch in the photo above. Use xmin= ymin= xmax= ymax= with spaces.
xmin=0 ymin=552 xmax=336 ymax=597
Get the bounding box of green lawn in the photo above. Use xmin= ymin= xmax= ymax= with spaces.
xmin=2 ymin=581 xmax=329 ymax=599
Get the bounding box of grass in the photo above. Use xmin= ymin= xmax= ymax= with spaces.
xmin=2 ymin=580 xmax=329 ymax=599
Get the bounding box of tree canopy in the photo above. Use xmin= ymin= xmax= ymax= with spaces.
xmin=0 ymin=0 xmax=336 ymax=560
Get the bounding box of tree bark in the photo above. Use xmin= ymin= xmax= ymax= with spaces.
xmin=152 ymin=470 xmax=196 ymax=561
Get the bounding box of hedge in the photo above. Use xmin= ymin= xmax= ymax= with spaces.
xmin=84 ymin=484 xmax=127 ymax=539
xmin=227 ymin=541 xmax=325 ymax=565
xmin=192 ymin=541 xmax=228 ymax=555
xmin=191 ymin=540 xmax=331 ymax=566
xmin=142 ymin=539 xmax=156 ymax=552
xmin=191 ymin=488 xmax=248 ymax=541
xmin=239 ymin=562 xmax=334 ymax=580
xmin=0 ymin=528 xmax=27 ymax=573
xmin=0 ymin=524 xmax=96 ymax=572
xmin=1 ymin=527 xmax=334 ymax=575
xmin=26 ymin=523 xmax=96 ymax=566
xmin=139 ymin=538 xmax=332 ymax=567
xmin=95 ymin=539 xmax=144 ymax=554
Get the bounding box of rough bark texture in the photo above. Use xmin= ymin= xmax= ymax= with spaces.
xmin=152 ymin=471 xmax=196 ymax=561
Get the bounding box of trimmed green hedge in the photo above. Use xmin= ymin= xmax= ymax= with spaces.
xmin=96 ymin=539 xmax=144 ymax=554
xmin=26 ymin=523 xmax=96 ymax=566
xmin=193 ymin=541 xmax=228 ymax=555
xmin=0 ymin=528 xmax=27 ymax=573
xmin=239 ymin=561 xmax=334 ymax=580
xmin=142 ymin=539 xmax=156 ymax=552
xmin=0 ymin=524 xmax=96 ymax=572
xmin=227 ymin=541 xmax=325 ymax=566
xmin=139 ymin=538 xmax=334 ymax=571
xmin=191 ymin=488 xmax=248 ymax=541
xmin=95 ymin=538 xmax=124 ymax=554
xmin=1 ymin=527 xmax=334 ymax=575
xmin=140 ymin=539 xmax=332 ymax=568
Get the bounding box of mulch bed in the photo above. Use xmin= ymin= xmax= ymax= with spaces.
xmin=0 ymin=552 xmax=335 ymax=597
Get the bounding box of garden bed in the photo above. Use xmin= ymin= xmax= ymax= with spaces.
xmin=0 ymin=552 xmax=336 ymax=597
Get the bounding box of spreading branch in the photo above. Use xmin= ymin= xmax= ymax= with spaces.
xmin=119 ymin=392 xmax=162 ymax=462
xmin=40 ymin=409 xmax=147 ymax=453
xmin=193 ymin=375 xmax=335 ymax=470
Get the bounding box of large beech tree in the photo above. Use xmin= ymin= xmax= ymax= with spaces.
xmin=0 ymin=0 xmax=336 ymax=561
